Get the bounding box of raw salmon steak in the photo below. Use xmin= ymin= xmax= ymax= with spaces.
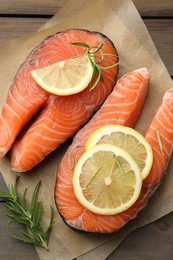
xmin=0 ymin=29 xmax=118 ymax=172
xmin=55 ymin=68 xmax=150 ymax=233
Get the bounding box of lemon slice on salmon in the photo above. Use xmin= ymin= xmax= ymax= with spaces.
xmin=85 ymin=125 xmax=153 ymax=180
xmin=31 ymin=53 xmax=93 ymax=96
xmin=73 ymin=144 xmax=142 ymax=215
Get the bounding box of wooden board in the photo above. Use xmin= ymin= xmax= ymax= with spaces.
xmin=0 ymin=0 xmax=173 ymax=259
xmin=107 ymin=212 xmax=173 ymax=260
xmin=0 ymin=0 xmax=172 ymax=16
xmin=0 ymin=17 xmax=48 ymax=43
xmin=145 ymin=19 xmax=173 ymax=75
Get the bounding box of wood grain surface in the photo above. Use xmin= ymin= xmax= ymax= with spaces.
xmin=0 ymin=0 xmax=173 ymax=259
xmin=0 ymin=0 xmax=172 ymax=16
xmin=107 ymin=212 xmax=173 ymax=260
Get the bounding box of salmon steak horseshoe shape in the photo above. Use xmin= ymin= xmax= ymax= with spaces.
xmin=0 ymin=29 xmax=119 ymax=172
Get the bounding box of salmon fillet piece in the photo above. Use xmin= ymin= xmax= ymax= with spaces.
xmin=0 ymin=29 xmax=118 ymax=172
xmin=55 ymin=68 xmax=150 ymax=233
xmin=110 ymin=88 xmax=173 ymax=233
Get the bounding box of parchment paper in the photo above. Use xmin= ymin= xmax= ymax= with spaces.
xmin=0 ymin=0 xmax=173 ymax=259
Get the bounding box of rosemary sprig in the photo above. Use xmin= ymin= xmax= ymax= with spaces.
xmin=113 ymin=154 xmax=125 ymax=177
xmin=155 ymin=128 xmax=164 ymax=156
xmin=0 ymin=176 xmax=54 ymax=251
xmin=71 ymin=42 xmax=119 ymax=90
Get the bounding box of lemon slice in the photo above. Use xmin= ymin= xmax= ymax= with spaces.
xmin=31 ymin=53 xmax=93 ymax=96
xmin=73 ymin=144 xmax=142 ymax=215
xmin=85 ymin=125 xmax=153 ymax=180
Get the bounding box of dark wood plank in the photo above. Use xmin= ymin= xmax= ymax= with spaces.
xmin=0 ymin=0 xmax=172 ymax=17
xmin=0 ymin=0 xmax=68 ymax=15
xmin=0 ymin=172 xmax=8 ymax=202
xmin=145 ymin=19 xmax=173 ymax=76
xmin=107 ymin=212 xmax=173 ymax=260
xmin=0 ymin=172 xmax=8 ymax=191
xmin=133 ymin=0 xmax=173 ymax=17
xmin=0 ymin=17 xmax=172 ymax=76
xmin=0 ymin=17 xmax=48 ymax=43
xmin=0 ymin=202 xmax=39 ymax=260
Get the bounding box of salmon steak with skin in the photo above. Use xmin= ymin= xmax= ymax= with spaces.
xmin=113 ymin=88 xmax=173 ymax=231
xmin=55 ymin=68 xmax=151 ymax=233
xmin=0 ymin=29 xmax=118 ymax=172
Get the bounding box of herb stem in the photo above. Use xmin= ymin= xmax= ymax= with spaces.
xmin=71 ymin=41 xmax=119 ymax=90
xmin=113 ymin=154 xmax=125 ymax=177
xmin=155 ymin=128 xmax=164 ymax=156
xmin=37 ymin=233 xmax=49 ymax=251
xmin=86 ymin=167 xmax=102 ymax=188
xmin=70 ymin=153 xmax=75 ymax=170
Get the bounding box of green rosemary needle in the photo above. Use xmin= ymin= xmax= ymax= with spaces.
xmin=71 ymin=42 xmax=119 ymax=90
xmin=86 ymin=167 xmax=103 ymax=188
xmin=0 ymin=176 xmax=54 ymax=251
xmin=113 ymin=154 xmax=125 ymax=177
xmin=155 ymin=128 xmax=164 ymax=156
xmin=70 ymin=153 xmax=75 ymax=170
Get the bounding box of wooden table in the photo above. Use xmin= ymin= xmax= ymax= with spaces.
xmin=0 ymin=0 xmax=173 ymax=259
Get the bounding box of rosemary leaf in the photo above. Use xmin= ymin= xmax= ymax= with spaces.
xmin=89 ymin=43 xmax=103 ymax=54
xmin=34 ymin=202 xmax=42 ymax=228
xmin=44 ymin=206 xmax=54 ymax=242
xmin=90 ymin=72 xmax=102 ymax=91
xmin=94 ymin=64 xmax=101 ymax=77
xmin=88 ymin=56 xmax=96 ymax=85
xmin=99 ymin=61 xmax=120 ymax=70
xmin=10 ymin=229 xmax=45 ymax=248
xmin=99 ymin=70 xmax=104 ymax=82
xmin=9 ymin=232 xmax=34 ymax=244
xmin=94 ymin=53 xmax=118 ymax=57
xmin=21 ymin=188 xmax=27 ymax=209
xmin=70 ymin=42 xmax=90 ymax=48
xmin=86 ymin=167 xmax=102 ymax=188
xmin=96 ymin=47 xmax=104 ymax=64
xmin=113 ymin=154 xmax=125 ymax=177
xmin=5 ymin=202 xmax=21 ymax=214
xmin=30 ymin=180 xmax=41 ymax=214
xmin=11 ymin=175 xmax=20 ymax=200
xmin=70 ymin=153 xmax=75 ymax=170
xmin=7 ymin=213 xmax=31 ymax=226
xmin=155 ymin=128 xmax=164 ymax=156
xmin=19 ymin=229 xmax=35 ymax=240
xmin=0 ymin=191 xmax=12 ymax=199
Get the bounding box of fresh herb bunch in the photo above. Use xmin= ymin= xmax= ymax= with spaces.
xmin=71 ymin=42 xmax=119 ymax=90
xmin=0 ymin=176 xmax=54 ymax=251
